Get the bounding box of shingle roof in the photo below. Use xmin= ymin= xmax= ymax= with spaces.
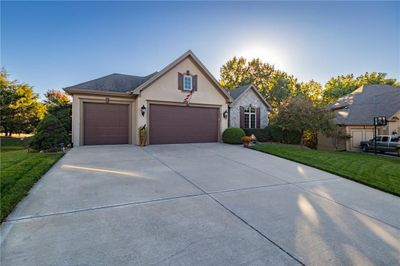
xmin=228 ymin=84 xmax=252 ymax=99
xmin=64 ymin=72 xmax=158 ymax=93
xmin=329 ymin=85 xmax=400 ymax=125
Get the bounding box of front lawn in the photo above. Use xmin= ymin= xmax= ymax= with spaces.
xmin=251 ymin=143 xmax=400 ymax=196
xmin=0 ymin=137 xmax=63 ymax=222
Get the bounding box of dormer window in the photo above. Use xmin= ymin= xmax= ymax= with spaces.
xmin=183 ymin=75 xmax=192 ymax=91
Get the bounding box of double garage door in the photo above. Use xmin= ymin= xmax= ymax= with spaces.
xmin=83 ymin=103 xmax=218 ymax=145
xmin=149 ymin=104 xmax=218 ymax=144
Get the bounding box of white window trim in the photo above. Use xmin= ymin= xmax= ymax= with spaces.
xmin=183 ymin=75 xmax=192 ymax=91
xmin=244 ymin=107 xmax=257 ymax=129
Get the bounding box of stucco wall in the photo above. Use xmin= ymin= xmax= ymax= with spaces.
xmin=136 ymin=56 xmax=229 ymax=145
xmin=388 ymin=110 xmax=400 ymax=134
xmin=229 ymin=89 xmax=269 ymax=128
xmin=71 ymin=94 xmax=136 ymax=146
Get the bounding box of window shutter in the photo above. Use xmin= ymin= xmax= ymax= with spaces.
xmin=178 ymin=73 xmax=183 ymax=90
xmin=256 ymin=108 xmax=261 ymax=128
xmin=192 ymin=75 xmax=198 ymax=91
xmin=240 ymin=106 xmax=244 ymax=128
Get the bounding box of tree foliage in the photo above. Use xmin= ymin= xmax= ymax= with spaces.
xmin=0 ymin=70 xmax=46 ymax=136
xmin=220 ymin=57 xmax=299 ymax=109
xmin=44 ymin=89 xmax=72 ymax=137
xmin=272 ymin=95 xmax=335 ymax=145
xmin=295 ymin=80 xmax=323 ymax=104
xmin=323 ymin=72 xmax=399 ymax=104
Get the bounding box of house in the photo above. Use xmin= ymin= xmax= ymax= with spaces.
xmin=64 ymin=50 xmax=232 ymax=146
xmin=318 ymin=84 xmax=400 ymax=151
xmin=228 ymin=84 xmax=272 ymax=129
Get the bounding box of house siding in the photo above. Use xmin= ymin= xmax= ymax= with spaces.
xmin=136 ymin=57 xmax=229 ymax=145
xmin=230 ymin=89 xmax=269 ymax=128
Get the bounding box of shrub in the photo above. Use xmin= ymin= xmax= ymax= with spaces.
xmin=283 ymin=130 xmax=302 ymax=144
xmin=243 ymin=126 xmax=301 ymax=144
xmin=29 ymin=114 xmax=69 ymax=151
xmin=223 ymin=128 xmax=245 ymax=144
xmin=243 ymin=128 xmax=270 ymax=142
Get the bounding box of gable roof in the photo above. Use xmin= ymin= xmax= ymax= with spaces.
xmin=64 ymin=72 xmax=157 ymax=94
xmin=130 ymin=50 xmax=232 ymax=102
xmin=329 ymin=84 xmax=400 ymax=125
xmin=228 ymin=84 xmax=272 ymax=110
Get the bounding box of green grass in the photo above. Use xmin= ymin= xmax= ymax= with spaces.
xmin=251 ymin=143 xmax=400 ymax=196
xmin=0 ymin=137 xmax=63 ymax=222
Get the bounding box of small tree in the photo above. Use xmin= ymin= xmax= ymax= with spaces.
xmin=44 ymin=89 xmax=72 ymax=140
xmin=273 ymin=95 xmax=335 ymax=146
xmin=29 ymin=114 xmax=69 ymax=151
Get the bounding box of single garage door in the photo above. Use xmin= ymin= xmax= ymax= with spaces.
xmin=149 ymin=104 xmax=219 ymax=144
xmin=83 ymin=102 xmax=129 ymax=145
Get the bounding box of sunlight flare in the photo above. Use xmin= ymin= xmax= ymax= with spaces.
xmin=236 ymin=44 xmax=286 ymax=70
xmin=298 ymin=194 xmax=319 ymax=226
xmin=62 ymin=164 xmax=144 ymax=178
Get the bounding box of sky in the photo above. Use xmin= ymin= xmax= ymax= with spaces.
xmin=1 ymin=1 xmax=399 ymax=97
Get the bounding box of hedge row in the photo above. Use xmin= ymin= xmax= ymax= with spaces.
xmin=243 ymin=127 xmax=302 ymax=144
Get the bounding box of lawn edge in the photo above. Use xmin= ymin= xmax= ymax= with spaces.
xmin=1 ymin=151 xmax=64 ymax=223
xmin=250 ymin=145 xmax=400 ymax=197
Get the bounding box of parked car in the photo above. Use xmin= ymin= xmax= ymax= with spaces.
xmin=360 ymin=135 xmax=400 ymax=155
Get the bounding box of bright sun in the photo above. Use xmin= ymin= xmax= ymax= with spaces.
xmin=236 ymin=45 xmax=286 ymax=70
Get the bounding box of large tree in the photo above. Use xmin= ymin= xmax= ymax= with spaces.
xmin=220 ymin=57 xmax=296 ymax=109
xmin=295 ymin=80 xmax=323 ymax=104
xmin=0 ymin=71 xmax=46 ymax=136
xmin=323 ymin=72 xmax=399 ymax=104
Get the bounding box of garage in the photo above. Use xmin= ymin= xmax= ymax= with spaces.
xmin=349 ymin=127 xmax=374 ymax=151
xmin=149 ymin=104 xmax=219 ymax=144
xmin=83 ymin=102 xmax=129 ymax=145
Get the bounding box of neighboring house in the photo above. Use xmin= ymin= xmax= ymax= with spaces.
xmin=318 ymin=85 xmax=400 ymax=151
xmin=64 ymin=50 xmax=232 ymax=146
xmin=228 ymin=84 xmax=272 ymax=129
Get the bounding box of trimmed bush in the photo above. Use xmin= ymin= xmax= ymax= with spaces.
xmin=243 ymin=128 xmax=270 ymax=142
xmin=29 ymin=114 xmax=69 ymax=151
xmin=243 ymin=126 xmax=301 ymax=144
xmin=222 ymin=128 xmax=245 ymax=144
xmin=283 ymin=130 xmax=302 ymax=144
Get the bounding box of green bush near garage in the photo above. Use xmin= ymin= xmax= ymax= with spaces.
xmin=243 ymin=126 xmax=302 ymax=144
xmin=222 ymin=128 xmax=245 ymax=144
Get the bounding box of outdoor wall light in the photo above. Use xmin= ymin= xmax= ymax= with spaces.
xmin=141 ymin=105 xmax=146 ymax=116
xmin=223 ymin=110 xmax=228 ymax=119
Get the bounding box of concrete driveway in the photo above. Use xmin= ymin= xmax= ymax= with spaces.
xmin=1 ymin=144 xmax=400 ymax=265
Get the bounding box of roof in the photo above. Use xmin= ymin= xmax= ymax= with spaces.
xmin=228 ymin=84 xmax=272 ymax=110
xmin=131 ymin=50 xmax=232 ymax=102
xmin=64 ymin=72 xmax=157 ymax=93
xmin=229 ymin=85 xmax=251 ymax=99
xmin=64 ymin=50 xmax=232 ymax=102
xmin=329 ymin=85 xmax=400 ymax=125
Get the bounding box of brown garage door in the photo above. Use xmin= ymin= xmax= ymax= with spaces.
xmin=149 ymin=104 xmax=218 ymax=144
xmin=84 ymin=103 xmax=129 ymax=145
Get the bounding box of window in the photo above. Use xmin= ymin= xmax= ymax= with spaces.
xmin=244 ymin=106 xmax=256 ymax=128
xmin=183 ymin=75 xmax=192 ymax=91
xmin=381 ymin=136 xmax=389 ymax=142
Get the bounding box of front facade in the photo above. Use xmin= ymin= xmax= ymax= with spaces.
xmin=65 ymin=51 xmax=232 ymax=146
xmin=318 ymin=85 xmax=400 ymax=151
xmin=228 ymin=84 xmax=272 ymax=129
